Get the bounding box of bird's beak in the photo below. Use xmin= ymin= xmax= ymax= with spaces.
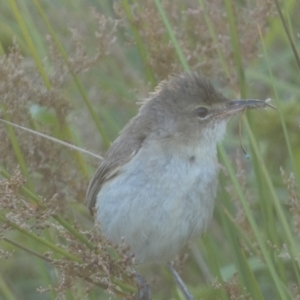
xmin=216 ymin=99 xmax=276 ymax=118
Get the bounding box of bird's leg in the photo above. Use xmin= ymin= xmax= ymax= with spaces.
xmin=168 ymin=261 xmax=194 ymax=300
xmin=134 ymin=272 xmax=152 ymax=300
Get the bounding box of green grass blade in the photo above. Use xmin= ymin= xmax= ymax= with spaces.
xmin=197 ymin=0 xmax=230 ymax=78
xmin=0 ymin=216 xmax=81 ymax=262
xmin=31 ymin=0 xmax=111 ymax=147
xmin=218 ymin=145 xmax=289 ymax=299
xmin=0 ymin=274 xmax=16 ymax=300
xmin=223 ymin=0 xmax=246 ymax=96
xmin=273 ymin=0 xmax=300 ymax=71
xmin=121 ymin=0 xmax=156 ymax=86
xmin=0 ymin=168 xmax=94 ymax=249
xmin=154 ymin=0 xmax=190 ymax=72
xmin=8 ymin=0 xmax=51 ymax=88
xmin=2 ymin=112 xmax=34 ymax=192
xmin=257 ymin=25 xmax=300 ymax=188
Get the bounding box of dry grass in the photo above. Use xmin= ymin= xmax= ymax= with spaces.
xmin=0 ymin=0 xmax=299 ymax=299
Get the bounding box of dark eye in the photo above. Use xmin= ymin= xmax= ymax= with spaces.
xmin=195 ymin=106 xmax=209 ymax=118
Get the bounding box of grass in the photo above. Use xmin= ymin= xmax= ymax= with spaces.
xmin=0 ymin=0 xmax=300 ymax=299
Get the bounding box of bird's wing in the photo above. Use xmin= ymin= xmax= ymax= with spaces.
xmin=86 ymin=134 xmax=146 ymax=214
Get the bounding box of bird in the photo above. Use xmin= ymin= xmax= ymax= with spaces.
xmin=86 ymin=72 xmax=272 ymax=300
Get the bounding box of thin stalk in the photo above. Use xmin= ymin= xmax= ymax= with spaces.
xmin=3 ymin=237 xmax=52 ymax=262
xmin=197 ymin=0 xmax=231 ymax=78
xmin=273 ymin=0 xmax=300 ymax=71
xmin=154 ymin=0 xmax=190 ymax=72
xmin=0 ymin=168 xmax=94 ymax=249
xmin=220 ymin=1 xmax=292 ymax=294
xmin=121 ymin=0 xmax=156 ymax=86
xmin=8 ymin=0 xmax=98 ymax=182
xmin=63 ymin=125 xmax=89 ymax=176
xmin=219 ymin=145 xmax=289 ymax=299
xmin=223 ymin=0 xmax=246 ymax=97
xmin=1 ymin=237 xmax=133 ymax=297
xmin=0 ymin=215 xmax=81 ymax=262
xmin=244 ymin=119 xmax=300 ymax=274
xmin=31 ymin=0 xmax=110 ymax=147
xmin=8 ymin=0 xmax=51 ymax=88
xmin=257 ymin=25 xmax=300 ymax=191
xmin=0 ymin=274 xmax=16 ymax=300
xmin=2 ymin=112 xmax=34 ymax=192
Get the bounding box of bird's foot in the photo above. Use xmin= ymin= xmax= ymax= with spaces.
xmin=135 ymin=273 xmax=152 ymax=300
xmin=168 ymin=262 xmax=194 ymax=300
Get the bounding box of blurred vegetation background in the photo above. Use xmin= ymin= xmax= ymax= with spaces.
xmin=0 ymin=0 xmax=300 ymax=299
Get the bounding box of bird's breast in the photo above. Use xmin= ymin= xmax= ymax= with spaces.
xmin=96 ymin=140 xmax=220 ymax=263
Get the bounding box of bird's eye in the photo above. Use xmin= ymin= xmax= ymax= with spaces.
xmin=195 ymin=106 xmax=209 ymax=119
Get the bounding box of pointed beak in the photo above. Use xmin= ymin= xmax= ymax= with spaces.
xmin=216 ymin=99 xmax=276 ymax=118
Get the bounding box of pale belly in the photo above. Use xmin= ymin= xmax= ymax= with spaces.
xmin=95 ymin=144 xmax=219 ymax=263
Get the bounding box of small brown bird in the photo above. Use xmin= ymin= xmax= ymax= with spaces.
xmin=86 ymin=72 xmax=273 ymax=300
